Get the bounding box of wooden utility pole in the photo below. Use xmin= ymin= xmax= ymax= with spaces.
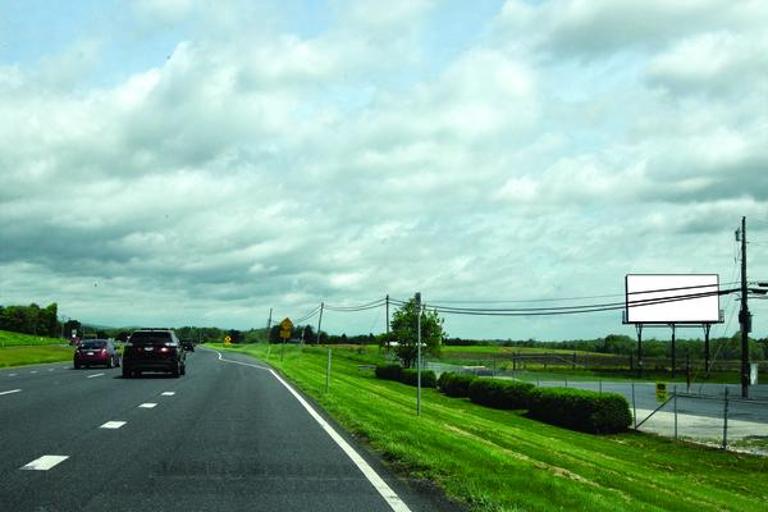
xmin=316 ymin=302 xmax=324 ymax=345
xmin=738 ymin=216 xmax=750 ymax=398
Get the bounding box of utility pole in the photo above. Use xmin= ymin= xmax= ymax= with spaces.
xmin=416 ymin=292 xmax=422 ymax=416
xmin=316 ymin=302 xmax=324 ymax=345
xmin=738 ymin=216 xmax=750 ymax=398
xmin=265 ymin=308 xmax=273 ymax=344
xmin=385 ymin=294 xmax=390 ymax=347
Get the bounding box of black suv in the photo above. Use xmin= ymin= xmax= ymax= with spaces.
xmin=122 ymin=329 xmax=186 ymax=378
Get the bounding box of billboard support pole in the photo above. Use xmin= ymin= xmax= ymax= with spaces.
xmin=703 ymin=323 xmax=711 ymax=376
xmin=670 ymin=323 xmax=676 ymax=378
xmin=635 ymin=324 xmax=643 ymax=378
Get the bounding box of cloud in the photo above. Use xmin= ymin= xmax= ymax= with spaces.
xmin=1 ymin=0 xmax=767 ymax=340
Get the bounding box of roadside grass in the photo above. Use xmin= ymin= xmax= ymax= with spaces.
xmin=0 ymin=330 xmax=65 ymax=347
xmin=210 ymin=343 xmax=768 ymax=512
xmin=0 ymin=345 xmax=74 ymax=368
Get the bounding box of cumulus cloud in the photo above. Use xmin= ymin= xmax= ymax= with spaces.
xmin=1 ymin=0 xmax=767 ymax=339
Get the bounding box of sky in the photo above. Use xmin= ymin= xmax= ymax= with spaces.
xmin=1 ymin=0 xmax=767 ymax=341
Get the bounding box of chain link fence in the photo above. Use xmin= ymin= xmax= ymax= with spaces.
xmin=425 ymin=361 xmax=768 ymax=455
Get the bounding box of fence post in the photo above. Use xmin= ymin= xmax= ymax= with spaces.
xmin=599 ymin=379 xmax=602 ymax=394
xmin=722 ymin=386 xmax=729 ymax=450
xmin=325 ymin=348 xmax=332 ymax=393
xmin=673 ymin=384 xmax=678 ymax=440
xmin=564 ymin=376 xmax=568 ymax=388
xmin=632 ymin=382 xmax=637 ymax=429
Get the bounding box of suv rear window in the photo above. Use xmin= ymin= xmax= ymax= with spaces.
xmin=130 ymin=331 xmax=172 ymax=344
xmin=81 ymin=341 xmax=106 ymax=349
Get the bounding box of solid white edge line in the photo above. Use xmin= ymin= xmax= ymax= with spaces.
xmin=0 ymin=388 xmax=22 ymax=396
xmin=87 ymin=373 xmax=105 ymax=379
xmin=269 ymin=368 xmax=411 ymax=512
xmin=138 ymin=403 xmax=157 ymax=408
xmin=161 ymin=391 xmax=175 ymax=396
xmin=20 ymin=455 xmax=69 ymax=471
xmin=205 ymin=347 xmax=270 ymax=371
xmin=100 ymin=421 xmax=127 ymax=429
xmin=210 ymin=348 xmax=411 ymax=510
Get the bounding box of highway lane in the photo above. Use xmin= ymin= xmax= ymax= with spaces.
xmin=0 ymin=349 xmax=456 ymax=511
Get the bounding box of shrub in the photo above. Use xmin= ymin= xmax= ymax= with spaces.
xmin=400 ymin=369 xmax=437 ymax=388
xmin=468 ymin=378 xmax=535 ymax=409
xmin=375 ymin=363 xmax=402 ymax=381
xmin=437 ymin=372 xmax=477 ymax=397
xmin=527 ymin=387 xmax=632 ymax=434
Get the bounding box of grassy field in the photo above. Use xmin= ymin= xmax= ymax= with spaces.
xmin=211 ymin=342 xmax=768 ymax=512
xmin=0 ymin=330 xmax=65 ymax=347
xmin=0 ymin=345 xmax=74 ymax=368
xmin=436 ymin=344 xmax=742 ymax=384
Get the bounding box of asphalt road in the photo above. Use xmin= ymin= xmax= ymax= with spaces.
xmin=0 ymin=349 xmax=456 ymax=512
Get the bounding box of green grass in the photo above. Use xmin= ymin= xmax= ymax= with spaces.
xmin=436 ymin=344 xmax=741 ymax=384
xmin=0 ymin=345 xmax=74 ymax=368
xmin=211 ymin=343 xmax=768 ymax=512
xmin=0 ymin=330 xmax=65 ymax=347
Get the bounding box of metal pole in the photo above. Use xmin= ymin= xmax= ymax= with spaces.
xmin=636 ymin=324 xmax=643 ymax=378
xmin=704 ymin=323 xmax=711 ymax=376
xmin=673 ymin=384 xmax=678 ymax=440
xmin=316 ymin=302 xmax=324 ymax=345
xmin=671 ymin=324 xmax=676 ymax=378
xmin=631 ymin=382 xmax=637 ymax=429
xmin=416 ymin=292 xmax=422 ymax=417
xmin=266 ymin=308 xmax=272 ymax=344
xmin=722 ymin=386 xmax=730 ymax=450
xmin=564 ymin=376 xmax=568 ymax=388
xmin=599 ymin=379 xmax=602 ymax=394
xmin=739 ymin=216 xmax=750 ymax=398
xmin=326 ymin=348 xmax=332 ymax=392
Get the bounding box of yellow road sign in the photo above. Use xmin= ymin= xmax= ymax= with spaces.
xmin=224 ymin=335 xmax=232 ymax=345
xmin=279 ymin=329 xmax=291 ymax=340
xmin=280 ymin=317 xmax=293 ymax=331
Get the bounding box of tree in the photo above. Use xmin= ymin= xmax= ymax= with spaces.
xmin=390 ymin=297 xmax=444 ymax=368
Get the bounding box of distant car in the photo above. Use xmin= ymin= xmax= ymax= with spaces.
xmin=122 ymin=329 xmax=186 ymax=378
xmin=74 ymin=340 xmax=120 ymax=369
xmin=181 ymin=340 xmax=195 ymax=352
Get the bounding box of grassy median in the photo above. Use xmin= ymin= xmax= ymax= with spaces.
xmin=210 ymin=343 xmax=768 ymax=512
xmin=0 ymin=330 xmax=73 ymax=368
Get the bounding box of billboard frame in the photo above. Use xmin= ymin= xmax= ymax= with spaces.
xmin=622 ymin=273 xmax=724 ymax=379
xmin=623 ymin=273 xmax=723 ymax=326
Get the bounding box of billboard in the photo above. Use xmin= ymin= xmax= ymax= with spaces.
xmin=625 ymin=274 xmax=721 ymax=324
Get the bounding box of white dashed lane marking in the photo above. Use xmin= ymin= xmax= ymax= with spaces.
xmin=30 ymin=371 xmax=38 ymax=374
xmin=20 ymin=455 xmax=69 ymax=471
xmin=87 ymin=373 xmax=105 ymax=379
xmin=161 ymin=391 xmax=175 ymax=396
xmin=138 ymin=403 xmax=157 ymax=409
xmin=100 ymin=421 xmax=127 ymax=429
xmin=0 ymin=389 xmax=22 ymax=396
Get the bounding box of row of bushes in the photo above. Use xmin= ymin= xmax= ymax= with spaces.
xmin=375 ymin=364 xmax=437 ymax=388
xmin=435 ymin=371 xmax=631 ymax=434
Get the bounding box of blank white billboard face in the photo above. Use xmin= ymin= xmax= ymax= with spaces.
xmin=625 ymin=274 xmax=720 ymax=323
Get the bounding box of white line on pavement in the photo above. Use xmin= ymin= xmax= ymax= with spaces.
xmin=8 ymin=373 xmax=17 ymax=377
xmin=0 ymin=389 xmax=22 ymax=396
xmin=161 ymin=391 xmax=175 ymax=396
xmin=30 ymin=370 xmax=38 ymax=374
xmin=138 ymin=403 xmax=157 ymax=408
xmin=20 ymin=455 xmax=69 ymax=471
xmin=87 ymin=373 xmax=105 ymax=379
xmin=100 ymin=421 xmax=127 ymax=429
xmin=48 ymin=369 xmax=54 ymax=372
xmin=206 ymin=348 xmax=270 ymax=371
xmin=209 ymin=348 xmax=410 ymax=512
